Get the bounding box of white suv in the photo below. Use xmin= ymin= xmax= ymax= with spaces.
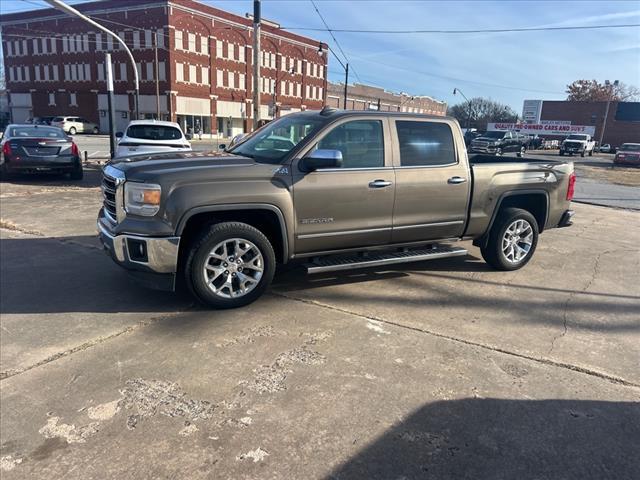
xmin=115 ymin=120 xmax=192 ymax=158
xmin=51 ymin=116 xmax=99 ymax=135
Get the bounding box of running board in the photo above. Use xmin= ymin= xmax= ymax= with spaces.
xmin=306 ymin=246 xmax=468 ymax=274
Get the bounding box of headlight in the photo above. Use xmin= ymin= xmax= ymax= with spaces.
xmin=124 ymin=182 xmax=161 ymax=216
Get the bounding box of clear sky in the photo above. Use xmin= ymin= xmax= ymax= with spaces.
xmin=1 ymin=0 xmax=639 ymax=113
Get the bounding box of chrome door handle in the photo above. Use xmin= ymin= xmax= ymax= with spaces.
xmin=369 ymin=179 xmax=393 ymax=188
xmin=448 ymin=176 xmax=467 ymax=184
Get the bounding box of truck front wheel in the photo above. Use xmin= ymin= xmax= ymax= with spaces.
xmin=481 ymin=208 xmax=539 ymax=271
xmin=185 ymin=222 xmax=276 ymax=309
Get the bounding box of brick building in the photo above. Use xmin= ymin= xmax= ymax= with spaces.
xmin=523 ymin=99 xmax=640 ymax=147
xmin=326 ymin=82 xmax=446 ymax=115
xmin=0 ymin=0 xmax=328 ymax=137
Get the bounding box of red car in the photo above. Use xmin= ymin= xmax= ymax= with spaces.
xmin=614 ymin=143 xmax=640 ymax=166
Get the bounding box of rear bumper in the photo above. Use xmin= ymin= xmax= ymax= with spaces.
xmin=557 ymin=210 xmax=575 ymax=228
xmin=3 ymin=156 xmax=79 ymax=172
xmin=97 ymin=215 xmax=180 ymax=291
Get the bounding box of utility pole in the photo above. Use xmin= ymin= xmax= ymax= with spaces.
xmin=453 ymin=88 xmax=472 ymax=129
xmin=105 ymin=53 xmax=117 ymax=159
xmin=343 ymin=63 xmax=349 ymax=109
xmin=599 ymin=80 xmax=618 ymax=147
xmin=252 ymin=0 xmax=261 ymax=130
xmin=154 ymin=30 xmax=160 ymax=119
xmin=43 ymin=0 xmax=140 ymax=120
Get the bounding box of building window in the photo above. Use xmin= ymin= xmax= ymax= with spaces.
xmin=238 ymin=46 xmax=245 ymax=63
xmin=176 ymin=62 xmax=184 ymax=82
xmin=70 ymin=92 xmax=77 ymax=106
xmin=84 ymin=64 xmax=91 ymax=81
xmin=159 ymin=61 xmax=166 ymax=81
xmin=216 ymin=40 xmax=223 ymax=58
xmin=228 ymin=71 xmax=235 ymax=89
xmin=175 ymin=30 xmax=183 ymax=50
xmin=53 ymin=65 xmax=59 ymax=81
xmin=187 ymin=33 xmax=195 ymax=52
xmin=49 ymin=93 xmax=56 ymax=106
xmin=157 ymin=29 xmax=165 ymax=48
xmin=216 ymin=69 xmax=223 ymax=87
xmin=98 ymin=64 xmax=105 ymax=81
xmin=133 ymin=31 xmax=141 ymax=49
xmin=34 ymin=65 xmax=41 ymax=81
xmin=145 ymin=30 xmax=152 ymax=48
xmin=296 ymin=83 xmax=301 ymax=97
xmin=201 ymin=67 xmax=209 ymax=84
xmin=120 ymin=63 xmax=127 ymax=81
xmin=44 ymin=65 xmax=50 ymax=81
xmin=200 ymin=36 xmax=208 ymax=55
xmin=189 ymin=65 xmax=197 ymax=83
xmin=146 ymin=62 xmax=153 ymax=81
xmin=239 ymin=73 xmax=245 ymax=90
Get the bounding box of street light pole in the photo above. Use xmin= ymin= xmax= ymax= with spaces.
xmin=453 ymin=88 xmax=472 ymax=129
xmin=318 ymin=44 xmax=347 ymax=109
xmin=43 ymin=0 xmax=140 ymax=120
xmin=154 ymin=30 xmax=160 ymax=119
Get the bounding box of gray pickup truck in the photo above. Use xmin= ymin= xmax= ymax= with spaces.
xmin=98 ymin=109 xmax=576 ymax=308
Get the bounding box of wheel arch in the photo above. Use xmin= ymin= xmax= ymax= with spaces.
xmin=474 ymin=190 xmax=549 ymax=248
xmin=176 ymin=204 xmax=289 ymax=265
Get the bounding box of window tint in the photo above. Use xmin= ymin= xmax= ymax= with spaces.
xmin=395 ymin=121 xmax=456 ymax=167
xmin=317 ymin=120 xmax=384 ymax=168
xmin=9 ymin=126 xmax=65 ymax=138
xmin=126 ymin=125 xmax=183 ymax=141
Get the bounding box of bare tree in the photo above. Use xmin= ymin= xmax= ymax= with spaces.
xmin=448 ymin=98 xmax=518 ymax=130
xmin=566 ymin=80 xmax=640 ymax=102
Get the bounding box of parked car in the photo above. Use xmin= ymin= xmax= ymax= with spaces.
xmin=598 ymin=144 xmax=612 ymax=153
xmin=115 ymin=120 xmax=192 ymax=158
xmin=51 ymin=116 xmax=99 ymax=135
xmin=613 ymin=143 xmax=640 ymax=166
xmin=469 ymin=130 xmax=528 ymax=157
xmin=98 ymin=109 xmax=575 ymax=309
xmin=26 ymin=116 xmax=55 ymax=125
xmin=0 ymin=124 xmax=83 ymax=179
xmin=559 ymin=134 xmax=595 ymax=157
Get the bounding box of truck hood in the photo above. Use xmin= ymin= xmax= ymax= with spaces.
xmin=107 ymin=150 xmax=280 ymax=182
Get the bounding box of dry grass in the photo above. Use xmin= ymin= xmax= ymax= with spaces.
xmin=576 ymin=164 xmax=640 ymax=187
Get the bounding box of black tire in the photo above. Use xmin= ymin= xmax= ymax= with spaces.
xmin=184 ymin=222 xmax=276 ymax=309
xmin=93 ymin=126 xmax=99 ymax=134
xmin=495 ymin=147 xmax=503 ymax=156
xmin=517 ymin=146 xmax=525 ymax=158
xmin=580 ymin=150 xmax=585 ymax=157
xmin=0 ymin=163 xmax=10 ymax=181
xmin=69 ymin=162 xmax=83 ymax=180
xmin=559 ymin=151 xmax=564 ymax=156
xmin=588 ymin=150 xmax=593 ymax=157
xmin=68 ymin=126 xmax=77 ymax=135
xmin=480 ymin=207 xmax=539 ymax=271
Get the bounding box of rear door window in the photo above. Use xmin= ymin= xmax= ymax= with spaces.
xmin=126 ymin=125 xmax=183 ymax=141
xmin=395 ymin=121 xmax=456 ymax=167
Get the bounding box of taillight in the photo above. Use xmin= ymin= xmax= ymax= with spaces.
xmin=2 ymin=142 xmax=11 ymax=157
xmin=566 ymin=172 xmax=576 ymax=201
xmin=71 ymin=142 xmax=79 ymax=156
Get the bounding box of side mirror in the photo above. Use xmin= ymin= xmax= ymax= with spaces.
xmin=115 ymin=132 xmax=123 ymax=138
xmin=218 ymin=144 xmax=226 ymax=150
xmin=185 ymin=133 xmax=193 ymax=140
xmin=301 ymin=149 xmax=343 ymax=171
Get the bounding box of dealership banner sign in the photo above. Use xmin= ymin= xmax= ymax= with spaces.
xmin=487 ymin=123 xmax=596 ymax=136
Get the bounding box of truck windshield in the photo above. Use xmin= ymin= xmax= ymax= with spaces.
xmin=481 ymin=131 xmax=506 ymax=138
xmin=567 ymin=135 xmax=589 ymax=140
xmin=229 ymin=115 xmax=323 ymax=163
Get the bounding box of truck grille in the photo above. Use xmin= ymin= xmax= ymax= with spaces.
xmin=101 ymin=166 xmax=125 ymax=224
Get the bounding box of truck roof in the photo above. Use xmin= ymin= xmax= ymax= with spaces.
xmin=298 ymin=107 xmax=457 ymax=123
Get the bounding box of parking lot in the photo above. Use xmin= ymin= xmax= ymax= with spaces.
xmin=1 ymin=163 xmax=639 ymax=478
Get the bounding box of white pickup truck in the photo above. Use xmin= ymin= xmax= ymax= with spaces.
xmin=559 ymin=134 xmax=595 ymax=157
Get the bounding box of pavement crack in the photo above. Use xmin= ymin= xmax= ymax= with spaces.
xmin=0 ymin=311 xmax=190 ymax=382
xmin=271 ymin=291 xmax=640 ymax=390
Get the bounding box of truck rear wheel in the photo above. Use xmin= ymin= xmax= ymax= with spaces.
xmin=185 ymin=222 xmax=276 ymax=309
xmin=481 ymin=208 xmax=539 ymax=271
xmin=517 ymin=146 xmax=526 ymax=158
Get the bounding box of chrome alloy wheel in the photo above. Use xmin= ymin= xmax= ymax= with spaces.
xmin=202 ymin=238 xmax=264 ymax=298
xmin=502 ymin=219 xmax=534 ymax=264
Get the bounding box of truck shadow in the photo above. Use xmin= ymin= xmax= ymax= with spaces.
xmin=325 ymin=398 xmax=640 ymax=480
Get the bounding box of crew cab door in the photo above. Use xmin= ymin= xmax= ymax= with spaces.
xmin=390 ymin=119 xmax=470 ymax=243
xmin=292 ymin=117 xmax=395 ymax=254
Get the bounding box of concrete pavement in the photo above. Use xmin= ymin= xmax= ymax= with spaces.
xmin=1 ymin=171 xmax=639 ymax=479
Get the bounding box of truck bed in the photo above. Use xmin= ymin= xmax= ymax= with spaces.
xmin=464 ymin=155 xmax=574 ymax=238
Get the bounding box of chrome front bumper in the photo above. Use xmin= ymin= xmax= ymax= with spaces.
xmin=97 ymin=219 xmax=180 ymax=274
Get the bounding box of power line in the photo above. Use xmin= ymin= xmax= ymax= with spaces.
xmin=308 ymin=0 xmax=362 ymax=84
xmin=279 ymin=23 xmax=640 ymax=34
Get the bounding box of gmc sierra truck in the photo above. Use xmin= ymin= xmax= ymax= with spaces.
xmin=98 ymin=109 xmax=576 ymax=308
